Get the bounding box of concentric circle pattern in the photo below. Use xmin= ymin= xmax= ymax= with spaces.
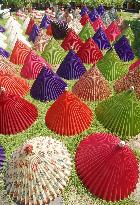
xmin=0 ymin=144 xmax=5 ymax=170
xmin=61 ymin=29 xmax=83 ymax=51
xmin=75 ymin=133 xmax=139 ymax=202
xmin=42 ymin=38 xmax=67 ymax=65
xmin=45 ymin=90 xmax=93 ymax=136
xmin=0 ymin=56 xmax=17 ymax=75
xmin=95 ymin=90 xmax=140 ymax=137
xmin=0 ymin=91 xmax=38 ymax=135
xmin=56 ymin=50 xmax=86 ymax=80
xmin=10 ymin=40 xmax=31 ymax=65
xmin=77 ymin=38 xmax=103 ymax=64
xmin=0 ymin=73 xmax=30 ymax=97
xmin=79 ymin=22 xmax=95 ymax=42
xmin=72 ymin=67 xmax=111 ymax=101
xmin=30 ymin=67 xmax=67 ymax=102
xmin=5 ymin=136 xmax=72 ymax=205
xmin=21 ymin=50 xmax=51 ymax=80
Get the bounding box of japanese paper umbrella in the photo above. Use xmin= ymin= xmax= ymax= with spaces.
xmin=5 ymin=136 xmax=72 ymax=205
xmin=0 ymin=55 xmax=17 ymax=75
xmin=95 ymin=88 xmax=140 ymax=138
xmin=75 ymin=132 xmax=139 ymax=202
xmin=0 ymin=144 xmax=5 ymax=170
xmin=0 ymin=73 xmax=30 ymax=97
xmin=0 ymin=88 xmax=38 ymax=135
xmin=45 ymin=89 xmax=93 ymax=136
xmin=72 ymin=67 xmax=111 ymax=101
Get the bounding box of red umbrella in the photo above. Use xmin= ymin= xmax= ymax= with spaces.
xmin=92 ymin=17 xmax=106 ymax=32
xmin=75 ymin=132 xmax=139 ymax=202
xmin=105 ymin=21 xmax=121 ymax=42
xmin=10 ymin=40 xmax=31 ymax=65
xmin=77 ymin=38 xmax=103 ymax=64
xmin=45 ymin=89 xmax=93 ymax=136
xmin=20 ymin=50 xmax=51 ymax=80
xmin=25 ymin=18 xmax=35 ymax=35
xmin=80 ymin=13 xmax=92 ymax=26
xmin=0 ymin=73 xmax=30 ymax=97
xmin=61 ymin=29 xmax=83 ymax=52
xmin=0 ymin=88 xmax=38 ymax=135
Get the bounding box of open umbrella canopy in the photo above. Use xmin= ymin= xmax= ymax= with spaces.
xmin=101 ymin=11 xmax=112 ymax=27
xmin=56 ymin=50 xmax=86 ymax=80
xmin=45 ymin=89 xmax=93 ymax=136
xmin=40 ymin=14 xmax=51 ymax=29
xmin=96 ymin=88 xmax=140 ymax=138
xmin=92 ymin=17 xmax=106 ymax=32
xmin=29 ymin=24 xmax=40 ymax=43
xmin=10 ymin=40 xmax=31 ymax=65
xmin=80 ymin=13 xmax=91 ymax=26
xmin=77 ymin=38 xmax=103 ymax=64
xmin=89 ymin=8 xmax=99 ymax=22
xmin=97 ymin=5 xmax=105 ymax=16
xmin=79 ymin=22 xmax=95 ymax=42
xmin=0 ymin=73 xmax=30 ymax=97
xmin=25 ymin=18 xmax=35 ymax=36
xmin=75 ymin=132 xmax=139 ymax=202
xmin=0 ymin=144 xmax=5 ymax=171
xmin=61 ymin=29 xmax=83 ymax=51
xmin=30 ymin=67 xmax=67 ymax=102
xmin=42 ymin=38 xmax=67 ymax=65
xmin=105 ymin=21 xmax=121 ymax=42
xmin=5 ymin=136 xmax=72 ymax=205
xmin=21 ymin=50 xmax=51 ymax=80
xmin=72 ymin=67 xmax=111 ymax=101
xmin=0 ymin=88 xmax=38 ymax=135
xmin=80 ymin=6 xmax=89 ymax=17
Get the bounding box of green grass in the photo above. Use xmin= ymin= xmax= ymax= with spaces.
xmin=0 ymin=12 xmax=140 ymax=205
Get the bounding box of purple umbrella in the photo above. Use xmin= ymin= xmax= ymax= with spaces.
xmin=114 ymin=35 xmax=135 ymax=62
xmin=40 ymin=14 xmax=51 ymax=29
xmin=29 ymin=24 xmax=40 ymax=43
xmin=30 ymin=67 xmax=67 ymax=102
xmin=97 ymin=5 xmax=105 ymax=16
xmin=0 ymin=25 xmax=6 ymax=33
xmin=57 ymin=50 xmax=86 ymax=80
xmin=89 ymin=8 xmax=99 ymax=22
xmin=0 ymin=47 xmax=10 ymax=58
xmin=80 ymin=6 xmax=89 ymax=16
xmin=0 ymin=144 xmax=5 ymax=170
xmin=93 ymin=27 xmax=111 ymax=50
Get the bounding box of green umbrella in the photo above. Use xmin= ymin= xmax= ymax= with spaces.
xmin=97 ymin=49 xmax=133 ymax=81
xmin=42 ymin=38 xmax=67 ymax=65
xmin=79 ymin=22 xmax=95 ymax=42
xmin=96 ymin=88 xmax=140 ymax=138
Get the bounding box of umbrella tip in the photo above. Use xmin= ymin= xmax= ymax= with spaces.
xmin=65 ymin=87 xmax=68 ymax=91
xmin=24 ymin=144 xmax=33 ymax=155
xmin=118 ymin=141 xmax=126 ymax=148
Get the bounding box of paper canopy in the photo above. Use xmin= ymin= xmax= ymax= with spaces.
xmin=97 ymin=50 xmax=130 ymax=81
xmin=0 ymin=89 xmax=38 ymax=135
xmin=40 ymin=14 xmax=51 ymax=29
xmin=30 ymin=67 xmax=67 ymax=102
xmin=25 ymin=18 xmax=35 ymax=35
xmin=57 ymin=50 xmax=86 ymax=80
xmin=95 ymin=89 xmax=140 ymax=137
xmin=0 ymin=56 xmax=17 ymax=75
xmin=51 ymin=21 xmax=68 ymax=40
xmin=93 ymin=27 xmax=111 ymax=50
xmin=5 ymin=136 xmax=72 ymax=204
xmin=72 ymin=67 xmax=111 ymax=101
xmin=92 ymin=17 xmax=106 ymax=32
xmin=105 ymin=21 xmax=121 ymax=42
xmin=80 ymin=6 xmax=89 ymax=16
xmin=0 ymin=73 xmax=30 ymax=97
xmin=0 ymin=144 xmax=5 ymax=170
xmin=29 ymin=24 xmax=40 ymax=43
xmin=97 ymin=5 xmax=105 ymax=16
xmin=42 ymin=38 xmax=67 ymax=65
xmin=0 ymin=47 xmax=10 ymax=58
xmin=80 ymin=14 xmax=91 ymax=26
xmin=75 ymin=132 xmax=139 ymax=202
xmin=77 ymin=38 xmax=103 ymax=64
xmin=45 ymin=90 xmax=93 ymax=136
xmin=114 ymin=36 xmax=135 ymax=62
xmin=89 ymin=8 xmax=99 ymax=22
xmin=10 ymin=40 xmax=31 ymax=65
xmin=21 ymin=50 xmax=51 ymax=80
xmin=61 ymin=29 xmax=83 ymax=51
xmin=79 ymin=22 xmax=95 ymax=42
